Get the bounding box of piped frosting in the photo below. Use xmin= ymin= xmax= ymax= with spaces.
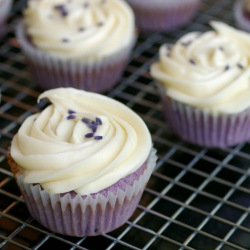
xmin=23 ymin=0 xmax=135 ymax=60
xmin=150 ymin=21 xmax=250 ymax=114
xmin=10 ymin=88 xmax=152 ymax=195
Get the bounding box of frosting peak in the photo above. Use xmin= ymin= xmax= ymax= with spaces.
xmin=24 ymin=0 xmax=135 ymax=60
xmin=11 ymin=88 xmax=152 ymax=195
xmin=150 ymin=21 xmax=250 ymax=114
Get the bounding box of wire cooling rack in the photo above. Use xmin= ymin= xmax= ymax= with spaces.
xmin=1 ymin=0 xmax=250 ymax=249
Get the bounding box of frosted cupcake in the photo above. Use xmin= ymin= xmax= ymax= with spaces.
xmin=150 ymin=21 xmax=250 ymax=147
xmin=125 ymin=0 xmax=200 ymax=32
xmin=234 ymin=0 xmax=250 ymax=32
xmin=8 ymin=88 xmax=156 ymax=236
xmin=0 ymin=0 xmax=12 ymax=39
xmin=16 ymin=0 xmax=136 ymax=92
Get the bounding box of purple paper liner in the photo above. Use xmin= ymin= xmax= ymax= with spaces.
xmin=157 ymin=83 xmax=250 ymax=148
xmin=8 ymin=148 xmax=157 ymax=236
xmin=234 ymin=0 xmax=250 ymax=33
xmin=0 ymin=0 xmax=12 ymax=39
xmin=126 ymin=0 xmax=200 ymax=31
xmin=16 ymin=21 xmax=136 ymax=93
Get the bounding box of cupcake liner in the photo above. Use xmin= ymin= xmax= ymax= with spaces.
xmin=234 ymin=0 xmax=250 ymax=32
xmin=8 ymin=148 xmax=157 ymax=236
xmin=126 ymin=0 xmax=200 ymax=31
xmin=16 ymin=21 xmax=136 ymax=92
xmin=157 ymin=82 xmax=250 ymax=148
xmin=0 ymin=0 xmax=12 ymax=39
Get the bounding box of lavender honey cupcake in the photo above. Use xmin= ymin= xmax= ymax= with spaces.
xmin=8 ymin=88 xmax=156 ymax=236
xmin=0 ymin=0 xmax=12 ymax=39
xmin=150 ymin=21 xmax=250 ymax=147
xmin=16 ymin=0 xmax=136 ymax=92
xmin=234 ymin=0 xmax=250 ymax=32
xmin=125 ymin=0 xmax=200 ymax=32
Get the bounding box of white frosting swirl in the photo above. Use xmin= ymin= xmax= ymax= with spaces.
xmin=150 ymin=21 xmax=250 ymax=114
xmin=10 ymin=88 xmax=152 ymax=195
xmin=23 ymin=0 xmax=135 ymax=60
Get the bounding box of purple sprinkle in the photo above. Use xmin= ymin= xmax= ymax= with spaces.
xmin=83 ymin=2 xmax=89 ymax=8
xmin=237 ymin=63 xmax=244 ymax=69
xmin=166 ymin=52 xmax=171 ymax=57
xmin=225 ymin=65 xmax=230 ymax=71
xmin=96 ymin=117 xmax=102 ymax=125
xmin=165 ymin=44 xmax=172 ymax=50
xmin=67 ymin=115 xmax=76 ymax=120
xmin=88 ymin=123 xmax=98 ymax=133
xmin=78 ymin=27 xmax=85 ymax=32
xmin=82 ymin=117 xmax=91 ymax=124
xmin=219 ymin=46 xmax=224 ymax=51
xmin=189 ymin=59 xmax=196 ymax=65
xmin=97 ymin=22 xmax=104 ymax=27
xmin=62 ymin=38 xmax=69 ymax=43
xmin=181 ymin=41 xmax=191 ymax=46
xmin=68 ymin=109 xmax=76 ymax=114
xmin=92 ymin=127 xmax=97 ymax=133
xmin=54 ymin=4 xmax=68 ymax=17
xmin=85 ymin=133 xmax=94 ymax=138
xmin=94 ymin=136 xmax=103 ymax=140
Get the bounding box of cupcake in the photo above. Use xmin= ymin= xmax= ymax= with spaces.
xmin=8 ymin=88 xmax=156 ymax=236
xmin=16 ymin=0 xmax=136 ymax=92
xmin=125 ymin=0 xmax=200 ymax=32
xmin=0 ymin=0 xmax=12 ymax=39
xmin=234 ymin=0 xmax=250 ymax=32
xmin=150 ymin=21 xmax=250 ymax=148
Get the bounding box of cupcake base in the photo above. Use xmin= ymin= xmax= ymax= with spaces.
xmin=16 ymin=22 xmax=136 ymax=93
xmin=8 ymin=148 xmax=157 ymax=236
xmin=157 ymin=83 xmax=250 ymax=148
xmin=126 ymin=0 xmax=200 ymax=32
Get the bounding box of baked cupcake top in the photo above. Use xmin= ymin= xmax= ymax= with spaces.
xmin=150 ymin=21 xmax=250 ymax=114
xmin=23 ymin=0 xmax=135 ymax=60
xmin=10 ymin=88 xmax=152 ymax=195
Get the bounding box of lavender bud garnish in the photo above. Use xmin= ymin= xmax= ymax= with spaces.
xmin=83 ymin=2 xmax=89 ymax=8
xmin=92 ymin=126 xmax=97 ymax=133
xmin=166 ymin=52 xmax=171 ymax=57
xmin=88 ymin=123 xmax=98 ymax=133
xmin=96 ymin=117 xmax=102 ymax=125
xmin=85 ymin=133 xmax=94 ymax=138
xmin=82 ymin=117 xmax=91 ymax=124
xmin=94 ymin=136 xmax=103 ymax=140
xmin=62 ymin=38 xmax=69 ymax=43
xmin=181 ymin=41 xmax=191 ymax=46
xmin=97 ymin=22 xmax=104 ymax=27
xmin=219 ymin=46 xmax=224 ymax=51
xmin=237 ymin=63 xmax=244 ymax=69
xmin=68 ymin=109 xmax=76 ymax=114
xmin=165 ymin=44 xmax=172 ymax=50
xmin=189 ymin=59 xmax=196 ymax=65
xmin=78 ymin=27 xmax=85 ymax=32
xmin=54 ymin=4 xmax=68 ymax=17
xmin=67 ymin=115 xmax=76 ymax=120
xmin=225 ymin=65 xmax=230 ymax=71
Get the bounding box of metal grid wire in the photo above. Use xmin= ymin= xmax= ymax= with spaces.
xmin=1 ymin=0 xmax=250 ymax=249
